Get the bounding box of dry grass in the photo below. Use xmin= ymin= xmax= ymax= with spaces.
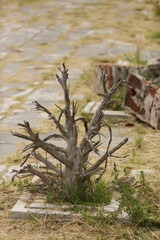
xmin=0 ymin=184 xmax=160 ymax=240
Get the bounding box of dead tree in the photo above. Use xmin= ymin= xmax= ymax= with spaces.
xmin=12 ymin=64 xmax=128 ymax=196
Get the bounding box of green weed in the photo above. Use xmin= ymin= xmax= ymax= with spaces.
xmin=125 ymin=51 xmax=147 ymax=67
xmin=61 ymin=180 xmax=111 ymax=205
xmin=155 ymin=1 xmax=160 ymax=16
xmin=147 ymin=30 xmax=160 ymax=40
xmin=112 ymin=164 xmax=157 ymax=225
xmin=81 ymin=112 xmax=92 ymax=122
xmin=7 ymin=151 xmax=23 ymax=163
xmin=136 ymin=126 xmax=146 ymax=135
xmin=108 ymin=86 xmax=125 ymax=111
xmin=134 ymin=135 xmax=144 ymax=148
xmin=130 ymin=148 xmax=136 ymax=163
xmin=79 ymin=70 xmax=93 ymax=86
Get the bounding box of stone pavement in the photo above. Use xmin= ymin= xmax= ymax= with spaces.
xmin=0 ymin=0 xmax=159 ymax=165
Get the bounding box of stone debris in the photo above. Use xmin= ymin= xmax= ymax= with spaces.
xmin=0 ymin=165 xmax=20 ymax=184
xmin=94 ymin=64 xmax=129 ymax=95
xmin=124 ymin=73 xmax=160 ymax=130
xmin=94 ymin=57 xmax=160 ymax=130
xmin=131 ymin=169 xmax=155 ymax=175
xmin=0 ymin=163 xmax=42 ymax=184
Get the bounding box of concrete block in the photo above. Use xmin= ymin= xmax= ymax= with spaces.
xmin=83 ymin=101 xmax=128 ymax=118
xmin=10 ymin=198 xmax=80 ymax=220
xmin=11 ymin=196 xmax=130 ymax=223
xmin=94 ymin=64 xmax=128 ymax=95
xmin=0 ymin=166 xmax=20 ymax=184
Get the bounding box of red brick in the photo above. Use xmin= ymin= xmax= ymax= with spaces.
xmin=94 ymin=64 xmax=128 ymax=95
xmin=125 ymin=73 xmax=160 ymax=130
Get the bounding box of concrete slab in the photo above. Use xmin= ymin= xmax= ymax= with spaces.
xmin=39 ymin=53 xmax=63 ymax=62
xmin=0 ymin=130 xmax=23 ymax=157
xmin=74 ymin=39 xmax=136 ymax=58
xmin=0 ymin=110 xmax=45 ymax=128
xmin=11 ymin=199 xmax=80 ymax=220
xmin=33 ymin=23 xmax=70 ymax=44
xmin=2 ymin=62 xmax=21 ymax=75
xmin=26 ymin=86 xmax=63 ymax=106
xmin=83 ymin=101 xmax=128 ymax=118
xmin=11 ymin=195 xmax=130 ymax=223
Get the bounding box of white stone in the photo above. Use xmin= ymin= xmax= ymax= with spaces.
xmin=0 ymin=166 xmax=20 ymax=184
xmin=0 ymin=164 xmax=6 ymax=172
xmin=83 ymin=101 xmax=128 ymax=118
xmin=117 ymin=210 xmax=131 ymax=224
xmin=131 ymin=169 xmax=155 ymax=175
xmin=103 ymin=199 xmax=119 ymax=212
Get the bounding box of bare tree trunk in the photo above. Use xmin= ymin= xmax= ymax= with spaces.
xmin=11 ymin=64 xmax=128 ymax=196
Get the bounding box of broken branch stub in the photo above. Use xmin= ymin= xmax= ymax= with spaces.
xmin=12 ymin=63 xmax=128 ymax=195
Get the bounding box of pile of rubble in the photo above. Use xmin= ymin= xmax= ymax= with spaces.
xmin=94 ymin=57 xmax=160 ymax=130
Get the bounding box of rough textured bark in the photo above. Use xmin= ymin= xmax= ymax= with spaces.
xmin=12 ymin=64 xmax=128 ymax=194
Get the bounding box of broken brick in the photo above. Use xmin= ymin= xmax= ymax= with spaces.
xmin=94 ymin=65 xmax=128 ymax=95
xmin=124 ymin=73 xmax=160 ymax=130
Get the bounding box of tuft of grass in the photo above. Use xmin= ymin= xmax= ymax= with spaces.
xmin=6 ymin=151 xmax=23 ymax=163
xmin=155 ymin=1 xmax=160 ymax=16
xmin=134 ymin=135 xmax=144 ymax=149
xmin=104 ymin=86 xmax=125 ymax=111
xmin=112 ymin=164 xmax=158 ymax=225
xmin=55 ymin=180 xmax=111 ymax=205
xmin=136 ymin=126 xmax=147 ymax=135
xmin=130 ymin=148 xmax=136 ymax=163
xmin=81 ymin=112 xmax=92 ymax=122
xmin=125 ymin=51 xmax=147 ymax=67
xmin=147 ymin=30 xmax=160 ymax=40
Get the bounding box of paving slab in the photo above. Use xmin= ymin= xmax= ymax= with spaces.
xmin=53 ymin=42 xmax=74 ymax=55
xmin=32 ymin=23 xmax=70 ymax=44
xmin=39 ymin=53 xmax=63 ymax=62
xmin=0 ymin=27 xmax=40 ymax=47
xmin=2 ymin=62 xmax=22 ymax=75
xmin=74 ymin=39 xmax=136 ymax=58
xmin=0 ymin=110 xmax=45 ymax=128
xmin=26 ymin=86 xmax=63 ymax=106
xmin=0 ymin=131 xmax=24 ymax=157
xmin=68 ymin=68 xmax=83 ymax=83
